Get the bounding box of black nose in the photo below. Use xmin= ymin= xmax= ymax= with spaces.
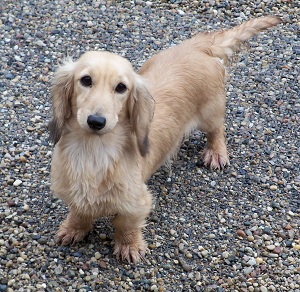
xmin=87 ymin=115 xmax=106 ymax=130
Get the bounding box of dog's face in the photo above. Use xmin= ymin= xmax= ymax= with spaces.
xmin=73 ymin=52 xmax=134 ymax=134
xmin=50 ymin=51 xmax=154 ymax=156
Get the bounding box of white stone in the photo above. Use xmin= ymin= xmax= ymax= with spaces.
xmin=13 ymin=179 xmax=22 ymax=186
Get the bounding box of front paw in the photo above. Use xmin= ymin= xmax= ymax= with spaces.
xmin=113 ymin=240 xmax=148 ymax=263
xmin=55 ymin=210 xmax=93 ymax=246
xmin=56 ymin=224 xmax=89 ymax=246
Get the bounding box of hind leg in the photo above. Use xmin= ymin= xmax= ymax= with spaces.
xmin=198 ymin=91 xmax=229 ymax=169
xmin=202 ymin=126 xmax=229 ymax=169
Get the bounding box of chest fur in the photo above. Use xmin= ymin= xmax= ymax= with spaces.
xmin=51 ymin=132 xmax=141 ymax=216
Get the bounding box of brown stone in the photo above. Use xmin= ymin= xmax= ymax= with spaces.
xmin=237 ymin=229 xmax=246 ymax=238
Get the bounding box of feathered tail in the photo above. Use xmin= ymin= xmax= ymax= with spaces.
xmin=189 ymin=16 xmax=282 ymax=64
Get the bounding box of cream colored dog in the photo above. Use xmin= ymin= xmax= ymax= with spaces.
xmin=49 ymin=16 xmax=281 ymax=262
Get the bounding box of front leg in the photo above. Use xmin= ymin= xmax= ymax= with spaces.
xmin=56 ymin=208 xmax=94 ymax=245
xmin=112 ymin=188 xmax=152 ymax=263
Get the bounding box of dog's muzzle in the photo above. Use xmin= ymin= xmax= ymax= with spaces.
xmin=87 ymin=115 xmax=106 ymax=131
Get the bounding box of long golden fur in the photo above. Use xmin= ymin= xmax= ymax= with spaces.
xmin=49 ymin=16 xmax=281 ymax=262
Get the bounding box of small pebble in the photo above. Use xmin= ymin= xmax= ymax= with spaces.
xmin=98 ymin=260 xmax=106 ymax=269
xmin=266 ymin=245 xmax=275 ymax=251
xmin=17 ymin=257 xmax=24 ymax=263
xmin=13 ymin=179 xmax=22 ymax=187
xmin=54 ymin=266 xmax=63 ymax=275
xmin=237 ymin=230 xmax=246 ymax=237
xmin=222 ymin=251 xmax=229 ymax=258
xmin=247 ymin=235 xmax=255 ymax=242
xmin=247 ymin=257 xmax=256 ymax=266
xmin=273 ymin=246 xmax=282 ymax=254
xmin=179 ymin=258 xmax=192 ymax=272
xmin=23 ymin=204 xmax=30 ymax=211
xmin=293 ymin=245 xmax=300 ymax=250
xmin=99 ymin=233 xmax=106 ymax=240
xmin=0 ymin=285 xmax=8 ymax=292
xmin=260 ymin=287 xmax=268 ymax=292
xmin=208 ymin=233 xmax=216 ymax=239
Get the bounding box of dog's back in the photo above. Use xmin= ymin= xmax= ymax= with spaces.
xmin=140 ymin=16 xmax=281 ymax=178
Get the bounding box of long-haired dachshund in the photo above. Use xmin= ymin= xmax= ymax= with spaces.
xmin=49 ymin=16 xmax=281 ymax=262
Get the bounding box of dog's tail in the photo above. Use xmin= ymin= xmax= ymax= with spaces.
xmin=191 ymin=16 xmax=282 ymax=64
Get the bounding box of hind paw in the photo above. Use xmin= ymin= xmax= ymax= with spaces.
xmin=202 ymin=148 xmax=229 ymax=170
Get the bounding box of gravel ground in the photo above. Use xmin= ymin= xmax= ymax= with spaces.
xmin=0 ymin=0 xmax=299 ymax=291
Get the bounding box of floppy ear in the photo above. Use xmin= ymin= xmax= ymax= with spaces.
xmin=128 ymin=75 xmax=155 ymax=156
xmin=49 ymin=58 xmax=75 ymax=144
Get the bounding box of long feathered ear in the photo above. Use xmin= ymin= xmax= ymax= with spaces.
xmin=49 ymin=58 xmax=75 ymax=144
xmin=128 ymin=75 xmax=155 ymax=157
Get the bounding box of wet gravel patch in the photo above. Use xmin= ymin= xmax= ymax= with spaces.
xmin=1 ymin=0 xmax=299 ymax=291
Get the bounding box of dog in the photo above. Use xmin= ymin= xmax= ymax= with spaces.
xmin=49 ymin=16 xmax=281 ymax=262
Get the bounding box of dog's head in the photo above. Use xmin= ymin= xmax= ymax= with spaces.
xmin=49 ymin=51 xmax=154 ymax=156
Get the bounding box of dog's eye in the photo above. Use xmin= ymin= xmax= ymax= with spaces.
xmin=115 ymin=83 xmax=127 ymax=94
xmin=80 ymin=75 xmax=92 ymax=87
